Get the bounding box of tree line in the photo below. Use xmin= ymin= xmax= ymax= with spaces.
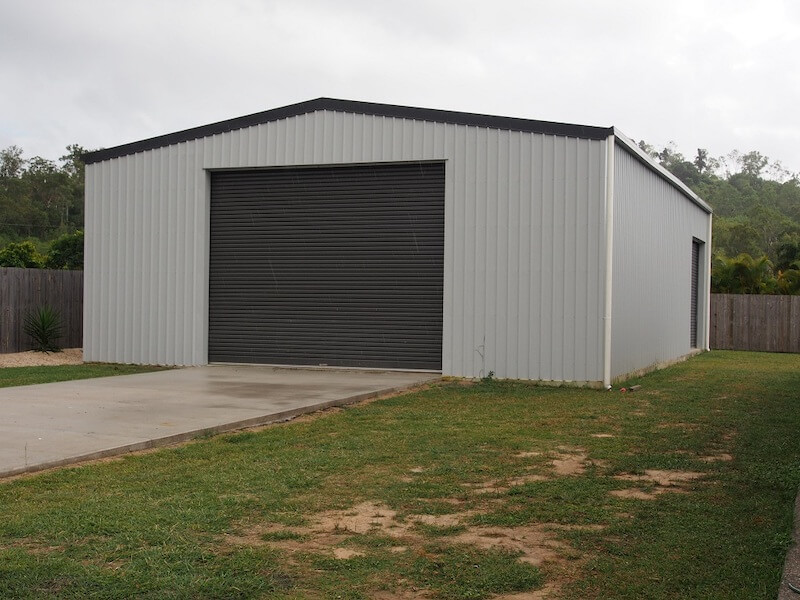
xmin=0 ymin=145 xmax=86 ymax=269
xmin=1 ymin=141 xmax=799 ymax=292
xmin=638 ymin=142 xmax=800 ymax=294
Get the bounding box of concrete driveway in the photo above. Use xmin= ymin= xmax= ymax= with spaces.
xmin=0 ymin=365 xmax=437 ymax=478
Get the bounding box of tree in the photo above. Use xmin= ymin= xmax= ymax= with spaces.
xmin=59 ymin=144 xmax=87 ymax=229
xmin=739 ymin=151 xmax=769 ymax=178
xmin=24 ymin=156 xmax=71 ymax=230
xmin=45 ymin=230 xmax=83 ymax=270
xmin=0 ymin=145 xmax=25 ymax=179
xmin=694 ymin=148 xmax=709 ymax=174
xmin=775 ymin=233 xmax=800 ymax=272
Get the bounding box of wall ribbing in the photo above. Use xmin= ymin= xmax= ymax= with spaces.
xmin=611 ymin=145 xmax=711 ymax=379
xmin=85 ymin=110 xmax=607 ymax=381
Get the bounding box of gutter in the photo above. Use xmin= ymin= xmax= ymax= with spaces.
xmin=603 ymin=134 xmax=615 ymax=389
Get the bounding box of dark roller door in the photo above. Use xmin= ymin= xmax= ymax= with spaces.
xmin=209 ymin=162 xmax=444 ymax=369
xmin=690 ymin=240 xmax=700 ymax=348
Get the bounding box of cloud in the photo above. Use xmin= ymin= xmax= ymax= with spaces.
xmin=1 ymin=0 xmax=798 ymax=174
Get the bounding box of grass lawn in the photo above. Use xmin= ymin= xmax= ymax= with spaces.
xmin=0 ymin=364 xmax=167 ymax=389
xmin=1 ymin=351 xmax=799 ymax=599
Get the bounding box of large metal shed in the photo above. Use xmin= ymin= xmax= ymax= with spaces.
xmin=83 ymin=98 xmax=712 ymax=386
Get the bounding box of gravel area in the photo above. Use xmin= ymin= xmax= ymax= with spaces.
xmin=0 ymin=348 xmax=83 ymax=368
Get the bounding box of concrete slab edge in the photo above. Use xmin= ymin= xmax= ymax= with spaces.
xmin=0 ymin=378 xmax=438 ymax=480
xmin=778 ymin=488 xmax=800 ymax=599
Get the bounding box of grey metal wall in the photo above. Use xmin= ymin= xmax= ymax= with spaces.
xmin=85 ymin=110 xmax=607 ymax=381
xmin=610 ymin=145 xmax=711 ymax=379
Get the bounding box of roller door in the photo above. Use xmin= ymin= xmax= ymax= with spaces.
xmin=209 ymin=162 xmax=445 ymax=369
xmin=690 ymin=239 xmax=700 ymax=348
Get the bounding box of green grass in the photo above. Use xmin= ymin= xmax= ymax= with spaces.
xmin=0 ymin=351 xmax=798 ymax=598
xmin=0 ymin=363 xmax=167 ymax=388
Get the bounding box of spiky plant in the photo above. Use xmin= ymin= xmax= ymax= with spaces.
xmin=23 ymin=305 xmax=63 ymax=353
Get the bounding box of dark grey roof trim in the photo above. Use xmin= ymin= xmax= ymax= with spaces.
xmin=83 ymin=97 xmax=615 ymax=164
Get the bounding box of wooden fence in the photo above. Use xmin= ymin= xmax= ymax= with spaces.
xmin=0 ymin=267 xmax=83 ymax=353
xmin=710 ymin=293 xmax=800 ymax=353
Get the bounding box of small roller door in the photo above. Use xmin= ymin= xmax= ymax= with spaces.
xmin=690 ymin=240 xmax=700 ymax=348
xmin=209 ymin=162 xmax=445 ymax=370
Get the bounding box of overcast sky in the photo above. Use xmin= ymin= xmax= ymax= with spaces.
xmin=2 ymin=0 xmax=798 ymax=174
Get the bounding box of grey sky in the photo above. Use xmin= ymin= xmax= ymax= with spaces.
xmin=2 ymin=0 xmax=798 ymax=174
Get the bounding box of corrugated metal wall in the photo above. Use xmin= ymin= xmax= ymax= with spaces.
xmin=611 ymin=145 xmax=711 ymax=379
xmin=85 ymin=110 xmax=607 ymax=381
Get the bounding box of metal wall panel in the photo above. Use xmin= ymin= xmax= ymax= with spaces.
xmin=85 ymin=110 xmax=607 ymax=381
xmin=611 ymin=145 xmax=711 ymax=379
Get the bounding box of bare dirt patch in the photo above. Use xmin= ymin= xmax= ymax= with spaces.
xmin=225 ymin=499 xmax=586 ymax=597
xmin=508 ymin=474 xmax=549 ymax=486
xmin=494 ymin=584 xmax=560 ymax=599
xmin=316 ymin=501 xmax=403 ymax=536
xmin=609 ymin=488 xmax=664 ymax=500
xmin=591 ymin=433 xmax=615 ymax=438
xmin=615 ymin=469 xmax=703 ymax=487
xmin=332 ymin=547 xmax=364 ymax=559
xmin=0 ymin=348 xmax=82 ymax=368
xmin=451 ymin=525 xmax=568 ymax=566
xmin=372 ymin=589 xmax=431 ymax=599
xmin=611 ymin=469 xmax=704 ymax=500
xmin=699 ymin=453 xmax=733 ymax=462
xmin=551 ymin=451 xmax=587 ymax=476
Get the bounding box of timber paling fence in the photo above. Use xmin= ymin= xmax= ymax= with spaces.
xmin=710 ymin=293 xmax=800 ymax=353
xmin=0 ymin=267 xmax=83 ymax=354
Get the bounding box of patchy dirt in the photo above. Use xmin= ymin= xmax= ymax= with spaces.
xmin=508 ymin=474 xmax=550 ymax=486
xmin=463 ymin=480 xmax=511 ymax=494
xmin=591 ymin=433 xmax=615 ymax=438
xmin=616 ymin=469 xmax=703 ymax=487
xmin=372 ymin=589 xmax=430 ymax=599
xmin=466 ymin=447 xmax=597 ymax=494
xmin=223 ymin=499 xmax=586 ymax=598
xmin=451 ymin=525 xmax=568 ymax=566
xmin=494 ymin=584 xmax=561 ymax=599
xmin=611 ymin=469 xmax=704 ymax=500
xmin=699 ymin=453 xmax=733 ymax=462
xmin=316 ymin=501 xmax=403 ymax=536
xmin=332 ymin=547 xmax=364 ymax=559
xmin=609 ymin=488 xmax=664 ymax=500
xmin=0 ymin=348 xmax=82 ymax=367
xmin=551 ymin=449 xmax=588 ymax=476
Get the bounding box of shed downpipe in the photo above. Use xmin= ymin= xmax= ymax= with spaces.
xmin=603 ymin=134 xmax=615 ymax=389
xmin=705 ymin=213 xmax=713 ymax=351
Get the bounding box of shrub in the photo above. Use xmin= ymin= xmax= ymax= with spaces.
xmin=23 ymin=305 xmax=63 ymax=352
xmin=0 ymin=240 xmax=44 ymax=268
xmin=45 ymin=230 xmax=84 ymax=270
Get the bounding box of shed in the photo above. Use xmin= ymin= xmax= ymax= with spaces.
xmin=83 ymin=98 xmax=712 ymax=386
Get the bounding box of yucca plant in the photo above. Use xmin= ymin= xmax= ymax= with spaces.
xmin=23 ymin=305 xmax=63 ymax=353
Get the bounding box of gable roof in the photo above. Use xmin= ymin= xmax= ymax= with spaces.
xmin=82 ymin=97 xmax=614 ymax=164
xmin=82 ymin=97 xmax=710 ymax=213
